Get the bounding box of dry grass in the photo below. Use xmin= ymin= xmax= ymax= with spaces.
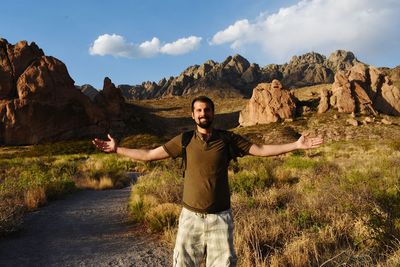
xmin=127 ymin=136 xmax=400 ymax=266
xmin=145 ymin=203 xmax=181 ymax=232
xmin=0 ymin=196 xmax=24 ymax=236
xmin=24 ymin=186 xmax=47 ymax=210
xmin=73 ymin=154 xmax=133 ymax=190
xmin=75 ymin=176 xmax=114 ymax=190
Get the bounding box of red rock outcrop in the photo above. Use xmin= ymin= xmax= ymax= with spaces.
xmin=239 ymin=80 xmax=297 ymax=126
xmin=0 ymin=39 xmax=125 ymax=145
xmin=327 ymin=63 xmax=400 ymax=115
xmin=94 ymin=77 xmax=127 ymax=130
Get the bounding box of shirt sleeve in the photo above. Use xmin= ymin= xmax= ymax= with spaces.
xmin=162 ymin=134 xmax=183 ymax=159
xmin=230 ymin=132 xmax=253 ymax=157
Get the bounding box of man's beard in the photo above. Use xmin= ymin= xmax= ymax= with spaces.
xmin=196 ymin=117 xmax=213 ymax=129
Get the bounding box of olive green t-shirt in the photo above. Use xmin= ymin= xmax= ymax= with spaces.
xmin=163 ymin=129 xmax=253 ymax=213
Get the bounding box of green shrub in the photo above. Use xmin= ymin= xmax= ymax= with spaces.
xmin=230 ymin=170 xmax=274 ymax=196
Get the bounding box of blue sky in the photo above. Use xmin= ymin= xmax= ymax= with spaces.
xmin=2 ymin=0 xmax=400 ymax=89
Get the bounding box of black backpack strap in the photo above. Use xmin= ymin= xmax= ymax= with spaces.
xmin=181 ymin=130 xmax=194 ymax=176
xmin=216 ymin=129 xmax=238 ymax=164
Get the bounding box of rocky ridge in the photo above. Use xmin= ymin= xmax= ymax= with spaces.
xmin=120 ymin=50 xmax=359 ymax=100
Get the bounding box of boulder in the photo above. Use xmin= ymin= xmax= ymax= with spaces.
xmin=346 ymin=118 xmax=359 ymax=126
xmin=330 ymin=71 xmax=356 ymax=113
xmin=239 ymin=80 xmax=297 ymax=126
xmin=381 ymin=118 xmax=392 ymax=125
xmin=318 ymin=87 xmax=330 ymax=113
xmin=375 ymin=77 xmax=400 ymax=116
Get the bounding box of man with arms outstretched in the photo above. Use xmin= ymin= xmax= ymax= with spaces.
xmin=93 ymin=96 xmax=323 ymax=267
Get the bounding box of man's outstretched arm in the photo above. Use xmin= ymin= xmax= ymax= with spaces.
xmin=92 ymin=134 xmax=170 ymax=161
xmin=249 ymin=134 xmax=323 ymax=157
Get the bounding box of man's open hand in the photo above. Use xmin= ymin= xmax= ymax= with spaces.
xmin=92 ymin=134 xmax=117 ymax=153
xmin=296 ymin=134 xmax=324 ymax=150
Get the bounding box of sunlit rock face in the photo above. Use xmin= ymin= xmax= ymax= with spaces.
xmin=239 ymin=80 xmax=297 ymax=126
xmin=0 ymin=39 xmax=125 ymax=145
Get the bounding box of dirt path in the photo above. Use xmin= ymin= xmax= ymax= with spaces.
xmin=0 ymin=185 xmax=172 ymax=266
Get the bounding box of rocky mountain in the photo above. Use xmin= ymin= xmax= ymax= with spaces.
xmin=0 ymin=39 xmax=126 ymax=145
xmin=120 ymin=50 xmax=360 ymax=100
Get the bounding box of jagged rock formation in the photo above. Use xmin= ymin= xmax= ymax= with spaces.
xmin=93 ymin=77 xmax=127 ymax=130
xmin=76 ymin=84 xmax=99 ymax=101
xmin=321 ymin=63 xmax=400 ymax=115
xmin=121 ymin=50 xmax=359 ymax=100
xmin=280 ymin=52 xmax=333 ymax=88
xmin=0 ymin=39 xmax=125 ymax=145
xmin=379 ymin=66 xmax=400 ymax=82
xmin=239 ymin=80 xmax=297 ymax=126
xmin=280 ymin=50 xmax=359 ymax=88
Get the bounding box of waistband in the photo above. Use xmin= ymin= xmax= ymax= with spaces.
xmin=182 ymin=207 xmax=231 ymax=218
xmin=182 ymin=201 xmax=230 ymax=215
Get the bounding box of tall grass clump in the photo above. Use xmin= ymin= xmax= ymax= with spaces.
xmin=128 ymin=159 xmax=183 ymax=234
xmin=75 ymin=154 xmax=134 ymax=190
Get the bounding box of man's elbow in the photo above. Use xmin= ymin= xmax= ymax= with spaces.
xmin=249 ymin=145 xmax=267 ymax=157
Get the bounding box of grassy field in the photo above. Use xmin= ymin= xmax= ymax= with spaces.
xmin=128 ymin=138 xmax=400 ymax=266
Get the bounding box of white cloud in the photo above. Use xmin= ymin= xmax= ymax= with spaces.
xmin=210 ymin=20 xmax=251 ymax=48
xmin=138 ymin=37 xmax=161 ymax=57
xmin=89 ymin=34 xmax=201 ymax=58
xmin=89 ymin=34 xmax=135 ymax=58
xmin=160 ymin=36 xmax=202 ymax=55
xmin=210 ymin=0 xmax=400 ymax=63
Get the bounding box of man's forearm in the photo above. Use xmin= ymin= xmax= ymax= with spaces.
xmin=115 ymin=147 xmax=152 ymax=161
xmin=249 ymin=141 xmax=300 ymax=157
xmin=260 ymin=142 xmax=299 ymax=156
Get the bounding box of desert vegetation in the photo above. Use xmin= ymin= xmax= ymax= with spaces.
xmin=125 ymin=93 xmax=400 ymax=266
xmin=128 ymin=136 xmax=400 ymax=266
xmin=0 ymin=141 xmax=141 ymax=236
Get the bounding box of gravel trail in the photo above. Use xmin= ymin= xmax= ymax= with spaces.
xmin=0 ymin=185 xmax=172 ymax=267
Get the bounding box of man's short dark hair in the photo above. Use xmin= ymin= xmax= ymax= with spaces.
xmin=191 ymin=96 xmax=214 ymax=112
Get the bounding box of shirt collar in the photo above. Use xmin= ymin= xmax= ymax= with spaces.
xmin=195 ymin=128 xmax=214 ymax=142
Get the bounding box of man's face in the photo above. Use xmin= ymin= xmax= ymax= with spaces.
xmin=192 ymin=101 xmax=214 ymax=129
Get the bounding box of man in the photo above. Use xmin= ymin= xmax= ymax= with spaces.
xmin=93 ymin=96 xmax=323 ymax=267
